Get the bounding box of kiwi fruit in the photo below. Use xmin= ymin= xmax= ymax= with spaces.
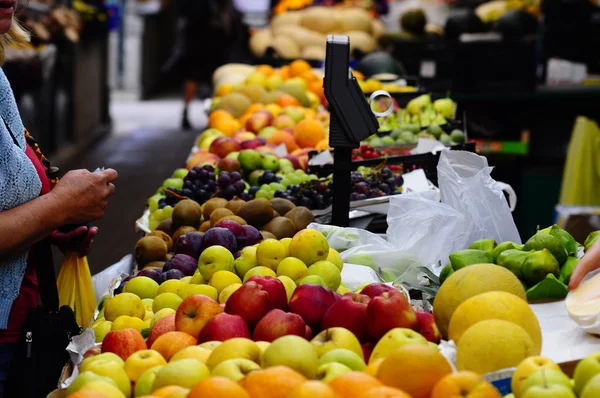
xmin=210 ymin=208 xmax=234 ymax=227
xmin=203 ymin=198 xmax=228 ymax=220
xmin=147 ymin=230 xmax=174 ymax=252
xmin=273 ymin=210 xmax=280 ymax=218
xmin=215 ymin=215 xmax=247 ymax=226
xmin=143 ymin=261 xmax=165 ymax=270
xmin=261 ymin=231 xmax=277 ymax=240
xmin=263 ymin=217 xmax=296 ymax=239
xmin=172 ymin=199 xmax=202 ymax=229
xmin=172 ymin=226 xmax=197 ymax=243
xmin=155 ymin=219 xmax=174 ymax=236
xmin=237 ymin=198 xmax=274 ymax=228
xmin=226 ymin=197 xmax=246 ymax=215
xmin=135 ymin=236 xmax=168 ymax=266
xmin=199 ymin=221 xmax=211 ymax=232
xmin=285 ymin=206 xmax=315 ymax=231
xmin=271 ymin=198 xmax=296 ymax=217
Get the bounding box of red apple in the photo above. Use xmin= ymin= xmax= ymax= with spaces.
xmin=225 ymin=281 xmax=272 ymax=329
xmin=289 ymin=284 xmax=338 ymax=332
xmin=304 ymin=325 xmax=313 ymax=340
xmin=362 ymin=342 xmax=374 ymax=363
xmin=175 ymin=295 xmax=223 ymax=339
xmin=360 ymin=283 xmax=396 ymax=299
xmin=253 ymin=309 xmax=306 ymax=342
xmin=209 ymin=137 xmax=242 ymax=159
xmin=234 ymin=132 xmax=257 ymax=144
xmin=415 ymin=311 xmax=441 ymax=344
xmin=198 ymin=313 xmax=251 ymax=343
xmin=241 ymin=138 xmax=263 ymax=150
xmin=322 ymin=293 xmax=370 ymax=343
xmin=283 ymin=155 xmax=301 ymax=170
xmin=186 ymin=152 xmax=220 ymax=169
xmin=246 ymin=111 xmax=274 ymax=133
xmin=365 ymin=290 xmax=417 ymax=342
xmin=272 ymin=114 xmax=295 ymax=130
xmin=217 ymin=158 xmax=241 ymax=172
xmin=246 ymin=276 xmax=288 ymax=311
xmin=101 ymin=328 xmax=147 ymax=361
xmin=146 ymin=314 xmax=176 ymax=348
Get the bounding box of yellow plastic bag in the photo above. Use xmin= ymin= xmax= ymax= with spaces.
xmin=56 ymin=252 xmax=97 ymax=327
xmin=559 ymin=116 xmax=600 ymax=206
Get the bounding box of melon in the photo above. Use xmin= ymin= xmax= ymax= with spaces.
xmin=271 ymin=35 xmax=301 ymax=59
xmin=346 ymin=31 xmax=378 ymax=53
xmin=302 ymin=46 xmax=326 ymax=60
xmin=249 ymin=28 xmax=272 ymax=57
xmin=215 ymin=92 xmax=252 ymax=118
xmin=300 ymin=6 xmax=340 ymax=34
xmin=213 ymin=64 xmax=255 ymax=86
xmin=371 ymin=19 xmax=386 ymax=39
xmin=338 ymin=8 xmax=373 ymax=33
xmin=213 ymin=72 xmax=252 ymax=92
xmin=260 ymin=90 xmax=288 ymax=105
xmin=238 ymin=85 xmax=267 ymax=104
xmin=272 ymin=25 xmax=326 ymax=49
xmin=270 ymin=11 xmax=303 ymax=29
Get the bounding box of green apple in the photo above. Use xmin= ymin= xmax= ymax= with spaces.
xmin=370 ymin=328 xmax=428 ymax=364
xmin=152 ymin=292 xmax=183 ymax=312
xmin=277 ymin=257 xmax=308 ymax=283
xmin=326 ymin=249 xmax=344 ymax=271
xmin=238 ymin=150 xmax=263 ymax=171
xmin=65 ymin=371 xmax=118 ymax=396
xmin=123 ymin=276 xmax=159 ymax=299
xmin=284 ymin=107 xmax=305 ymax=123
xmin=80 ymin=358 xmax=131 ymax=396
xmin=262 ymin=155 xmax=280 ymax=172
xmin=574 ymin=352 xmax=600 ymax=394
xmin=198 ymin=246 xmax=235 ymax=281
xmin=226 ymin=152 xmax=240 ymax=160
xmin=80 ymin=352 xmax=124 ymax=371
xmin=234 ymin=246 xmax=258 ymax=279
xmin=190 ymin=271 xmax=206 ymax=284
xmin=134 ymin=365 xmax=164 ymax=397
xmin=298 ymin=275 xmax=328 ymax=288
xmin=177 ymin=283 xmax=218 ymax=301
xmin=211 ymin=358 xmax=261 ymax=382
xmin=180 ymin=276 xmax=192 ymax=284
xmin=316 ymin=362 xmax=353 ymax=383
xmin=307 ymin=261 xmax=341 ymax=291
xmin=172 ymin=168 xmax=189 ymax=179
xmin=512 ymin=356 xmax=561 ymax=397
xmin=141 ymin=298 xmax=154 ymax=311
xmin=93 ymin=321 xmax=113 ymax=343
xmin=157 ymin=280 xmax=186 ymax=295
xmin=261 ymin=335 xmax=319 ymax=379
xmin=278 ymin=158 xmax=295 ymax=172
xmin=242 ymin=266 xmax=276 ymax=283
xmin=522 ymin=384 xmax=576 ymax=398
xmin=162 ymin=178 xmax=184 ymax=191
xmin=152 ymin=358 xmax=210 ymax=389
xmin=319 ymin=348 xmax=366 ymax=371
xmin=581 ymin=373 xmax=600 ymax=398
xmin=520 ymin=369 xmax=572 ymax=397
xmin=150 ymin=308 xmax=176 ymax=328
xmin=311 ymin=327 xmax=364 ymax=359
xmin=209 ymin=270 xmax=242 ymax=295
xmin=277 ymin=276 xmax=296 ymax=302
xmin=266 ymin=75 xmax=283 ymax=91
xmin=206 ymin=338 xmax=262 ymax=370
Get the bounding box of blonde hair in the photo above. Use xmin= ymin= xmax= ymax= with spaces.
xmin=0 ymin=17 xmax=30 ymax=65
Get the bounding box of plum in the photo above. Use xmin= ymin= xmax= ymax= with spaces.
xmin=243 ymin=225 xmax=262 ymax=247
xmin=163 ymin=254 xmax=197 ymax=277
xmin=162 ymin=269 xmax=185 ymax=280
xmin=174 ymin=231 xmax=203 ymax=260
xmin=199 ymin=227 xmax=237 ymax=253
xmin=136 ymin=268 xmax=164 ymax=284
xmin=114 ymin=275 xmax=132 ymax=295
xmin=215 ymin=220 xmax=247 ymax=248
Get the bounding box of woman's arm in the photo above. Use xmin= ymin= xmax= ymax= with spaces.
xmin=0 ymin=168 xmax=117 ymax=259
xmin=569 ymin=240 xmax=600 ymax=290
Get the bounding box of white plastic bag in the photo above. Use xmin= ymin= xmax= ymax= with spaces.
xmin=437 ymin=151 xmax=522 ymax=246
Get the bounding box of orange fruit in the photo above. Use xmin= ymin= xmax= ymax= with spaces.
xmin=267 ymin=130 xmax=299 ymax=152
xmin=209 ymin=109 xmax=234 ymax=123
xmin=300 ymin=70 xmax=319 ymax=83
xmin=239 ymin=366 xmax=306 ymax=398
xmin=66 ymin=392 xmax=107 ymax=398
xmin=256 ymin=64 xmax=275 ymax=77
xmin=430 ymin=371 xmax=502 ymax=398
xmin=246 ymin=103 xmax=265 ymax=115
xmin=365 ymin=357 xmax=385 ymax=377
xmin=275 ymin=95 xmax=300 ymax=108
xmin=212 ymin=118 xmax=242 ymax=137
xmin=238 ymin=112 xmax=253 ymax=128
xmin=315 ymin=138 xmax=331 ymax=151
xmin=277 ymin=66 xmax=291 ymax=80
xmin=308 ymin=80 xmax=324 ymax=97
xmin=352 ymin=70 xmax=365 ymax=80
xmin=188 ymin=377 xmax=250 ymax=398
xmin=150 ymin=331 xmax=197 ymax=361
xmin=329 ymin=371 xmax=382 ymax=398
xmin=288 ymin=381 xmax=336 ymax=398
xmin=290 ymin=60 xmax=312 ymax=77
xmin=293 ymin=119 xmax=325 ymax=148
xmin=377 ymin=344 xmax=452 ymax=398
xmin=358 ymin=386 xmax=412 ymax=398
xmin=215 ymin=84 xmax=234 ymax=97
xmin=152 ymin=386 xmax=189 ymax=398
xmin=303 ymin=108 xmax=316 ymax=120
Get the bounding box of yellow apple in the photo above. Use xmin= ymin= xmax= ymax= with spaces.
xmin=91 ymin=316 xmax=105 ymax=327
xmin=152 ymin=292 xmax=183 ymax=312
xmin=78 ymin=380 xmax=125 ymax=398
xmin=104 ymin=292 xmax=145 ymax=321
xmin=93 ymin=321 xmax=113 ymax=343
xmin=256 ymin=341 xmax=271 ymax=358
xmin=311 ymin=327 xmax=364 ymax=359
xmin=133 ymin=365 xmax=163 ymax=397
xmin=369 ymin=328 xmax=428 ymax=364
xmin=157 ymin=280 xmax=186 ymax=295
xmin=211 ymin=358 xmax=261 ymax=382
xmin=327 ymin=248 xmax=344 ymax=271
xmin=150 ymin=308 xmax=176 ymax=328
xmin=262 ymin=335 xmax=319 ymax=378
xmin=198 ymin=246 xmax=235 ymax=281
xmin=81 ymin=358 xmax=131 ymax=396
xmin=256 ymin=239 xmax=287 ymax=271
xmin=124 ymin=349 xmax=167 ymax=383
xmin=307 ymin=261 xmax=341 ymax=291
xmin=218 ymin=283 xmax=242 ymax=304
xmin=65 ymin=371 xmax=118 ymax=396
xmin=199 ymin=341 xmax=222 ymax=351
xmin=234 ymin=246 xmax=258 ymax=279
xmin=190 ymin=270 xmax=206 ymax=284
xmin=279 ymin=237 xmax=292 ymax=256
xmin=110 ymin=315 xmax=146 ymax=333
xmin=177 ymin=284 xmax=218 ymax=301
xmin=206 ymin=338 xmax=262 ymax=370
xmin=210 ymin=270 xmax=242 ymax=294
xmin=180 ymin=276 xmax=192 ymax=284
xmin=277 ymin=276 xmax=296 ymax=301
xmin=512 ymin=356 xmax=560 ymax=397
xmin=170 ymin=346 xmax=212 ymax=364
xmin=141 ymin=298 xmax=154 ymax=312
xmin=336 ymin=285 xmax=351 ymax=295
xmin=243 ymin=266 xmax=276 ymax=283
xmin=276 ymin=257 xmax=308 ymax=283
xmin=124 ymin=276 xmax=159 ymax=299
xmin=317 ymin=362 xmax=352 ymax=383
xmin=152 ymin=358 xmax=210 ymax=389
xmin=80 ymin=352 xmax=124 ymax=371
xmin=355 ymin=282 xmax=371 ymax=293
xmin=143 ymin=310 xmax=154 ymax=321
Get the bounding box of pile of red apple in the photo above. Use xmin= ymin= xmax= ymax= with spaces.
xmin=352 ymin=145 xmax=382 ymax=161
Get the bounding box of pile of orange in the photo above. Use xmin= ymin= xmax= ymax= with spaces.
xmin=293 ymin=119 xmax=325 ymax=148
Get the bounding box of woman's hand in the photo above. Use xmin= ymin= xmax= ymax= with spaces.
xmin=51 ymin=226 xmax=98 ymax=257
xmin=569 ymin=240 xmax=600 ymax=290
xmin=50 ymin=169 xmax=118 ymax=225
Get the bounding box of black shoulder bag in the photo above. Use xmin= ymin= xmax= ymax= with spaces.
xmin=2 ymin=117 xmax=81 ymax=398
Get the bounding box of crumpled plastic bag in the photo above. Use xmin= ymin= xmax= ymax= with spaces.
xmin=57 ymin=252 xmax=97 ymax=327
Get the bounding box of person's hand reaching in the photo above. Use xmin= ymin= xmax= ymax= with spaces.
xmin=569 ymin=240 xmax=600 ymax=290
xmin=51 ymin=226 xmax=98 ymax=258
